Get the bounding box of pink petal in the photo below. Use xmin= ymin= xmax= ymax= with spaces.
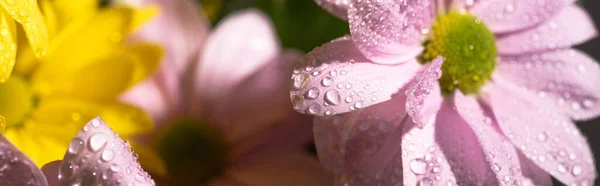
xmin=0 ymin=135 xmax=48 ymax=186
xmin=450 ymin=0 xmax=478 ymax=10
xmin=132 ymin=0 xmax=210 ymax=76
xmin=207 ymin=50 xmax=304 ymax=141
xmin=220 ymin=150 xmax=333 ymax=186
xmin=401 ymin=110 xmax=456 ymax=185
xmin=453 ymin=91 xmax=525 ymax=184
xmin=495 ymin=49 xmax=600 ymax=121
xmin=58 ymin=117 xmax=155 ymax=185
xmin=41 ymin=161 xmax=61 ymax=186
xmin=470 ymin=0 xmax=573 ymax=33
xmin=315 ymin=0 xmax=350 ymax=20
xmin=517 ymin=152 xmax=553 ymax=186
xmin=434 ymin=99 xmax=496 ymax=185
xmin=120 ymin=76 xmax=171 ymax=123
xmin=347 ymin=0 xmax=434 ymax=64
xmin=405 ymin=56 xmax=443 ymax=128
xmin=313 ymin=94 xmax=408 ymax=183
xmin=483 ymin=78 xmax=596 ymax=185
xmin=496 ymin=6 xmax=597 ymax=55
xmin=290 ymin=36 xmax=421 ymax=116
xmin=192 ymin=9 xmax=280 ymax=115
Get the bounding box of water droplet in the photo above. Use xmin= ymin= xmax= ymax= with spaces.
xmin=571 ymin=163 xmax=583 ymax=176
xmin=89 ymin=133 xmax=108 ymax=152
xmin=492 ymin=163 xmax=501 ymax=172
xmin=307 ymin=104 xmax=321 ymax=115
xmin=68 ymin=138 xmax=84 ymax=154
xmin=321 ymin=76 xmax=334 ymax=87
xmin=345 ymin=96 xmax=354 ymax=103
xmin=583 ymin=99 xmax=594 ymax=108
xmin=91 ymin=119 xmax=101 ymax=128
xmin=340 ymin=70 xmax=347 ymax=75
xmin=293 ymin=74 xmax=309 ymax=89
xmin=329 ymin=70 xmax=338 ymax=77
xmin=324 ymin=90 xmax=341 ymax=105
xmin=557 ymin=163 xmax=568 ymax=173
xmin=432 ymin=165 xmax=441 ymax=173
xmin=354 ymin=101 xmax=364 ymax=109
xmin=305 ymin=87 xmax=320 ymax=99
xmin=417 ymin=177 xmax=433 ymax=186
xmin=101 ymin=150 xmax=115 ymax=162
xmin=110 ymin=164 xmax=120 ymax=172
xmin=410 ymin=158 xmax=427 ymax=175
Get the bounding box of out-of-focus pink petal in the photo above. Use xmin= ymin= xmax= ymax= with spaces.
xmin=495 ymin=49 xmax=600 ymax=121
xmin=58 ymin=117 xmax=155 ymax=185
xmin=120 ymin=77 xmax=170 ymax=123
xmin=315 ymin=0 xmax=350 ymax=20
xmin=42 ymin=160 xmax=61 ymax=186
xmin=220 ymin=150 xmax=333 ymax=186
xmin=208 ymin=50 xmax=303 ymax=141
xmin=483 ymin=77 xmax=596 ymax=185
xmin=517 ymin=152 xmax=553 ymax=186
xmin=347 ymin=0 xmax=433 ymax=64
xmin=290 ymin=36 xmax=421 ymax=116
xmin=132 ymin=0 xmax=210 ymax=76
xmin=470 ymin=0 xmax=573 ymax=33
xmin=192 ymin=9 xmax=280 ymax=115
xmin=405 ymin=56 xmax=443 ymax=128
xmin=450 ymin=0 xmax=478 ymax=10
xmin=434 ymin=99 xmax=496 ymax=185
xmin=313 ymin=94 xmax=408 ymax=184
xmin=453 ymin=92 xmax=525 ymax=184
xmin=496 ymin=6 xmax=597 ymax=55
xmin=0 ymin=135 xmax=48 ymax=186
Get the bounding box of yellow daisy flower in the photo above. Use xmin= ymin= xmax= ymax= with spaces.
xmin=0 ymin=0 xmax=163 ymax=169
xmin=0 ymin=0 xmax=49 ymax=82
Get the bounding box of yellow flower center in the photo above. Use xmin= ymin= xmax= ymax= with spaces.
xmin=420 ymin=11 xmax=497 ymax=95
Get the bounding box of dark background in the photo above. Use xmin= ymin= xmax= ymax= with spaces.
xmin=574 ymin=1 xmax=600 ymax=185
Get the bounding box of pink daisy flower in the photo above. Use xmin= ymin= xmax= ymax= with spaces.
xmin=291 ymin=0 xmax=599 ymax=185
xmin=120 ymin=0 xmax=332 ymax=185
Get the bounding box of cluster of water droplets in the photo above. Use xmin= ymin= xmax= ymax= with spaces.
xmin=0 ymin=135 xmax=48 ymax=185
xmin=290 ymin=36 xmax=413 ymax=116
xmin=347 ymin=0 xmax=433 ymax=62
xmin=405 ymin=57 xmax=442 ymax=129
xmin=497 ymin=50 xmax=599 ymax=121
xmin=471 ymin=0 xmax=566 ymax=33
xmin=1 ymin=0 xmax=48 ymax=57
xmin=59 ymin=117 xmax=155 ymax=186
xmin=487 ymin=83 xmax=596 ymax=185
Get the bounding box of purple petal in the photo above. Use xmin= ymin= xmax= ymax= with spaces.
xmin=0 ymin=135 xmax=48 ymax=186
xmin=290 ymin=36 xmax=421 ymax=116
xmin=495 ymin=49 xmax=600 ymax=121
xmin=405 ymin=56 xmax=443 ymax=128
xmin=483 ymin=78 xmax=596 ymax=185
xmin=453 ymin=91 xmax=525 ymax=184
xmin=470 ymin=0 xmax=573 ymax=33
xmin=58 ymin=117 xmax=155 ymax=185
xmin=348 ymin=0 xmax=434 ymax=64
xmin=435 ymin=99 xmax=496 ymax=185
xmin=517 ymin=152 xmax=553 ymax=186
xmin=41 ymin=161 xmax=61 ymax=186
xmin=315 ymin=0 xmax=350 ymax=20
xmin=496 ymin=6 xmax=597 ymax=55
xmin=313 ymin=95 xmax=408 ymax=184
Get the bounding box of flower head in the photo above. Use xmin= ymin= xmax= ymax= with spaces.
xmin=0 ymin=0 xmax=162 ymax=167
xmin=121 ymin=1 xmax=332 ymax=185
xmin=0 ymin=117 xmax=155 ymax=186
xmin=293 ymin=0 xmax=599 ymax=185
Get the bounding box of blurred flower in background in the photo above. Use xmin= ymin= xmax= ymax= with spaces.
xmin=0 ymin=0 xmax=49 ymax=83
xmin=121 ymin=0 xmax=332 ymax=185
xmin=0 ymin=0 xmax=162 ymax=167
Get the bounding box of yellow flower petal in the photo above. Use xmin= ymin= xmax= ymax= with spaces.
xmin=50 ymin=0 xmax=97 ymax=27
xmin=0 ymin=75 xmax=33 ymax=127
xmin=32 ymin=98 xmax=154 ymax=137
xmin=38 ymin=0 xmax=57 ymax=37
xmin=0 ymin=116 xmax=6 ymax=134
xmin=130 ymin=5 xmax=159 ymax=34
xmin=0 ymin=8 xmax=16 ymax=82
xmin=5 ymin=120 xmax=77 ymax=166
xmin=130 ymin=141 xmax=167 ymax=177
xmin=0 ymin=0 xmax=49 ymax=57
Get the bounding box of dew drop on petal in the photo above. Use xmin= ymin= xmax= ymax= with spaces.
xmin=324 ymin=90 xmax=341 ymax=105
xmin=89 ymin=133 xmax=108 ymax=152
xmin=69 ymin=138 xmax=84 ymax=154
xmin=410 ymin=158 xmax=428 ymax=175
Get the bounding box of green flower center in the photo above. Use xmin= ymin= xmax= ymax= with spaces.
xmin=154 ymin=119 xmax=229 ymax=185
xmin=420 ymin=11 xmax=497 ymax=95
